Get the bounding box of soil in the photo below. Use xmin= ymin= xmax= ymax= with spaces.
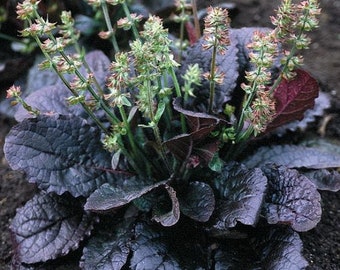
xmin=0 ymin=0 xmax=339 ymax=269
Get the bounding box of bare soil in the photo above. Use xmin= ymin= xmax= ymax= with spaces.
xmin=0 ymin=0 xmax=339 ymax=269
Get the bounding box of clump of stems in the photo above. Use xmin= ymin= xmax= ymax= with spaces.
xmin=9 ymin=0 xmax=320 ymax=174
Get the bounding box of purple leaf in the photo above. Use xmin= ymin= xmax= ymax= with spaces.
xmin=262 ymin=164 xmax=322 ymax=232
xmin=214 ymin=226 xmax=308 ymax=269
xmin=173 ymin=98 xmax=221 ymax=134
xmin=130 ymin=223 xmax=181 ymax=269
xmin=178 ymin=181 xmax=215 ymax=222
xmin=4 ymin=115 xmax=116 ymax=197
xmin=243 ymin=144 xmax=340 ymax=169
xmin=85 ymin=179 xmax=168 ymax=212
xmin=80 ymin=220 xmax=134 ymax=270
xmin=303 ymin=169 xmax=340 ymax=192
xmin=165 ymin=98 xmax=220 ymax=166
xmin=10 ymin=192 xmax=93 ymax=264
xmin=270 ymin=92 xmax=331 ymax=136
xmin=266 ymin=69 xmax=319 ymax=132
xmin=213 ymin=162 xmax=267 ymax=228
xmin=255 ymin=227 xmax=308 ymax=270
xmin=152 ymin=185 xmax=180 ymax=227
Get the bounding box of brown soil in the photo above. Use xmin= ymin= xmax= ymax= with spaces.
xmin=0 ymin=0 xmax=339 ymax=269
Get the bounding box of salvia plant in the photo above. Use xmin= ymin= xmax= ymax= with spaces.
xmin=3 ymin=0 xmax=340 ymax=269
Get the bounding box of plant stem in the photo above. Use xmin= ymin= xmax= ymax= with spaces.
xmin=118 ymin=105 xmax=146 ymax=175
xmin=168 ymin=67 xmax=187 ymax=133
xmin=121 ymin=2 xmax=140 ymax=40
xmin=191 ymin=0 xmax=201 ymax=39
xmin=101 ymin=1 xmax=120 ymax=53
xmin=208 ymin=42 xmax=217 ymax=114
xmin=178 ymin=8 xmax=185 ymax=63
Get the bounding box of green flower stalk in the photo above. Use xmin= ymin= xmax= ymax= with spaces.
xmin=202 ymin=6 xmax=230 ymax=114
xmin=237 ymin=30 xmax=278 ymax=138
xmin=271 ymin=0 xmax=321 ymax=82
xmin=6 ymin=85 xmax=39 ymax=116
xmin=173 ymin=0 xmax=191 ymax=62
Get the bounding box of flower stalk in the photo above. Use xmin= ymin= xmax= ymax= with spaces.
xmin=202 ymin=6 xmax=230 ymax=114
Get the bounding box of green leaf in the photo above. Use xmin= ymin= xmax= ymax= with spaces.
xmin=154 ymin=99 xmax=166 ymax=123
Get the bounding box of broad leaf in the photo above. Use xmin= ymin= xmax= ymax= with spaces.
xmin=262 ymin=164 xmax=321 ymax=232
xmin=213 ymin=162 xmax=267 ymax=229
xmin=243 ymin=144 xmax=340 ymax=169
xmin=80 ymin=220 xmax=134 ymax=270
xmin=213 ymin=226 xmax=308 ymax=270
xmin=4 ymin=114 xmax=116 ymax=197
xmin=178 ymin=181 xmax=215 ymax=222
xmin=85 ymin=179 xmax=168 ymax=212
xmin=254 ymin=227 xmax=308 ymax=270
xmin=130 ymin=223 xmax=181 ymax=270
xmin=265 ymin=69 xmax=319 ymax=132
xmin=303 ymin=169 xmax=340 ymax=192
xmin=10 ymin=192 xmax=93 ymax=264
xmin=271 ymin=92 xmax=330 ymax=136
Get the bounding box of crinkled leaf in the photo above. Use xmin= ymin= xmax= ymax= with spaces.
xmin=130 ymin=223 xmax=181 ymax=270
xmin=152 ymin=185 xmax=180 ymax=227
xmin=4 ymin=114 xmax=116 ymax=197
xmin=243 ymin=144 xmax=340 ymax=169
xmin=254 ymin=227 xmax=308 ymax=270
xmin=10 ymin=192 xmax=93 ymax=264
xmin=213 ymin=227 xmax=307 ymax=270
xmin=212 ymin=162 xmax=267 ymax=229
xmin=85 ymin=179 xmax=168 ymax=212
xmin=303 ymin=169 xmax=340 ymax=192
xmin=80 ymin=220 xmax=134 ymax=270
xmin=262 ymin=164 xmax=321 ymax=232
xmin=178 ymin=181 xmax=215 ymax=222
xmin=265 ymin=69 xmax=319 ymax=132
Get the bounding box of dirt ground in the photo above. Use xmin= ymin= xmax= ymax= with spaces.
xmin=0 ymin=0 xmax=339 ymax=269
